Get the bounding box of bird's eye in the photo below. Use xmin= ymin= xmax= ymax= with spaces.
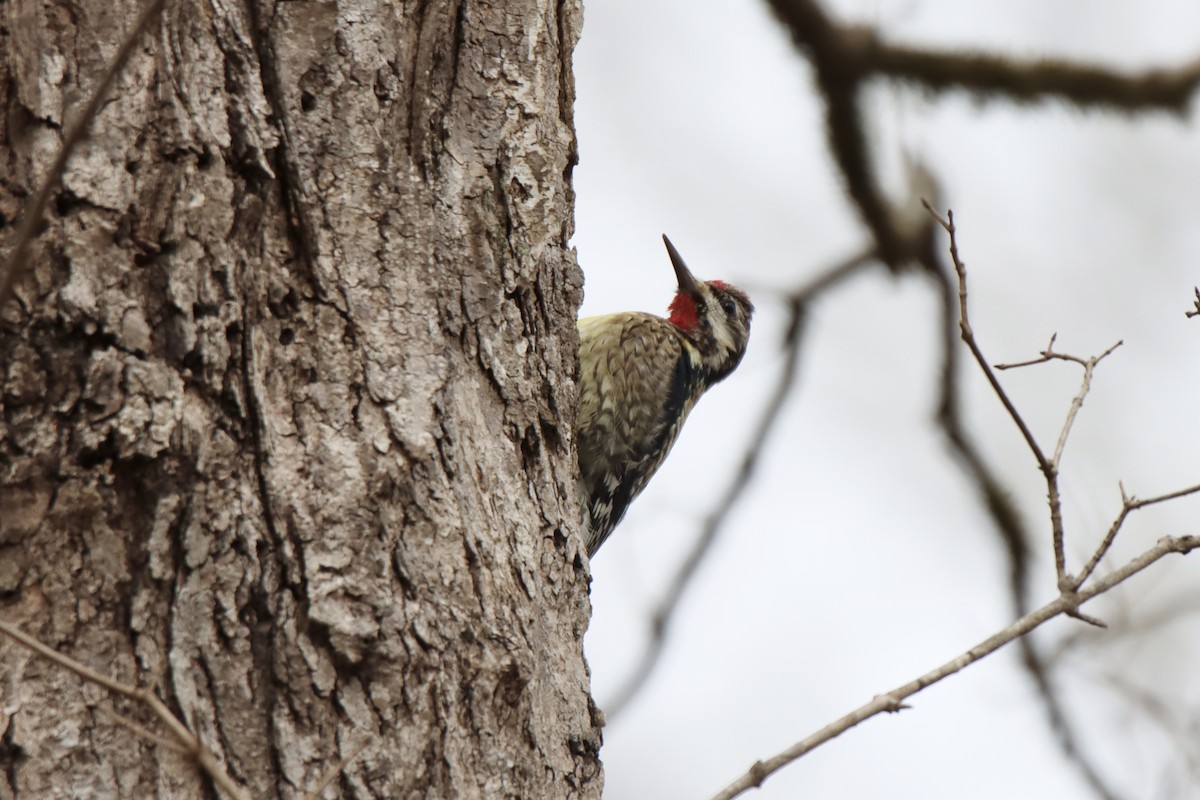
xmin=720 ymin=297 xmax=737 ymax=316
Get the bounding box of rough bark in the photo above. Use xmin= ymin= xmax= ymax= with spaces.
xmin=0 ymin=0 xmax=600 ymax=796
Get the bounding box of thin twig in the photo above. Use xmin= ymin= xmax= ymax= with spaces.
xmin=929 ymin=257 xmax=1032 ymax=610
xmin=923 ymin=202 xmax=1051 ymax=470
xmin=1004 ymin=335 xmax=1123 ymax=592
xmin=1075 ymin=481 xmax=1200 ymax=587
xmin=1 ymin=619 xmax=139 ymax=697
xmin=603 ymin=249 xmax=875 ymax=720
xmin=0 ymin=0 xmax=170 ymax=311
xmin=0 ymin=620 xmax=250 ymax=800
xmin=709 ymin=533 xmax=1200 ymax=800
xmin=923 ymin=201 xmax=1067 ymax=577
xmin=1187 ymin=287 xmax=1200 ymax=318
xmin=94 ymin=705 xmax=191 ymax=755
xmin=993 ymin=336 xmax=1123 ymax=471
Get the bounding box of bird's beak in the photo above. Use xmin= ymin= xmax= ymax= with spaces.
xmin=662 ymin=234 xmax=702 ymax=299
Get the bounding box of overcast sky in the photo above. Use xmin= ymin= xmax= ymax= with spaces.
xmin=571 ymin=1 xmax=1200 ymax=798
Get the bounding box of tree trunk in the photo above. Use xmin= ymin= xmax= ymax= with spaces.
xmin=0 ymin=0 xmax=600 ymax=796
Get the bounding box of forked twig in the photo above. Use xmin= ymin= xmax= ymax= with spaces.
xmin=994 ymin=334 xmax=1123 ymax=477
xmin=1075 ymin=481 xmax=1200 ymax=588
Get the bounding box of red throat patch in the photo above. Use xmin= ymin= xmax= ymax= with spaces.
xmin=668 ymin=292 xmax=700 ymax=332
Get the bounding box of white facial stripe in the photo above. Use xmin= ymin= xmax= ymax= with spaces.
xmin=709 ymin=303 xmax=739 ymax=355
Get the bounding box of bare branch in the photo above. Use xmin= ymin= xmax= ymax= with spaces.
xmin=925 ymin=203 xmax=1133 ymax=598
xmin=1187 ymin=287 xmax=1200 ymax=318
xmin=0 ymin=0 xmax=170 ymax=311
xmin=709 ymin=533 xmax=1200 ymax=800
xmin=993 ymin=332 xmax=1061 ymax=369
xmin=925 ymin=264 xmax=1105 ymax=800
xmin=921 ymin=203 xmax=1146 ymax=800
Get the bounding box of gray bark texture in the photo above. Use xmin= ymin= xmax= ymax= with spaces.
xmin=0 ymin=0 xmax=600 ymax=796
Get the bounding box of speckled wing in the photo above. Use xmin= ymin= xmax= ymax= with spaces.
xmin=576 ymin=312 xmax=698 ymax=554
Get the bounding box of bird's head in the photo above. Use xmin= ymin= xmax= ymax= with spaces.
xmin=664 ymin=234 xmax=754 ymax=383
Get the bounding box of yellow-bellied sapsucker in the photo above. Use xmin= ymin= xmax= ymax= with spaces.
xmin=576 ymin=235 xmax=754 ymax=556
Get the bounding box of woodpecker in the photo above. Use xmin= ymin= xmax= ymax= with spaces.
xmin=576 ymin=235 xmax=754 ymax=557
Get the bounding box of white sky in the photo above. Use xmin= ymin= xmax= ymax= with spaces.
xmin=571 ymin=1 xmax=1200 ymax=798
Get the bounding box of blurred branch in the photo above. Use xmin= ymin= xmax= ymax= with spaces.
xmin=763 ymin=0 xmax=1200 ymax=273
xmin=1042 ymin=594 xmax=1200 ymax=795
xmin=763 ymin=0 xmax=931 ymax=270
xmin=603 ymin=249 xmax=875 ymax=720
xmin=0 ymin=0 xmax=169 ymax=312
xmin=1046 ymin=593 xmax=1200 ymax=666
xmin=764 ymin=0 xmax=1045 ymax=644
xmin=1187 ymin=287 xmax=1200 ymax=318
xmin=862 ymin=40 xmax=1200 ymax=114
xmin=1016 ymin=638 xmax=1121 ymax=800
xmin=709 ymin=532 xmax=1200 ymax=800
xmin=1099 ymin=671 xmax=1200 ymax=783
